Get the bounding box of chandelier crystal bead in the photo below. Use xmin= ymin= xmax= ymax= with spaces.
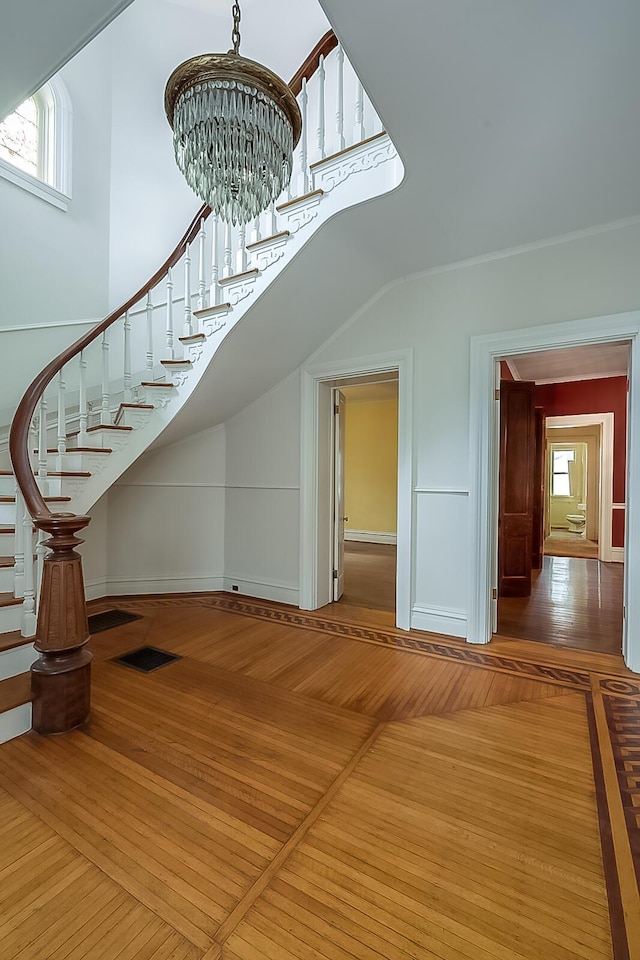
xmin=165 ymin=3 xmax=301 ymax=226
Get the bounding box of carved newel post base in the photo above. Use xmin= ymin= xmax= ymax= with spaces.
xmin=31 ymin=513 xmax=92 ymax=735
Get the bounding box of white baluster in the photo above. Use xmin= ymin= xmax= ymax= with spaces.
xmin=146 ymin=294 xmax=154 ymax=372
xmin=57 ymin=369 xmax=67 ymax=455
xmin=38 ymin=397 xmax=48 ymax=478
xmin=101 ymin=329 xmax=110 ymax=424
xmin=197 ymin=218 xmax=207 ymax=313
xmin=236 ymin=223 xmax=247 ymax=274
xmin=183 ymin=242 xmax=193 ymax=337
xmin=250 ymin=215 xmax=261 ymax=246
xmin=123 ymin=311 xmax=132 ymax=401
xmin=317 ymin=54 xmax=326 ymax=160
xmin=210 ymin=214 xmax=220 ymax=305
xmin=223 ymin=222 xmax=233 ymax=278
xmin=299 ymin=77 xmax=309 ymax=194
xmin=35 ymin=529 xmax=47 ymax=612
xmin=354 ymin=79 xmax=365 ymax=143
xmin=166 ymin=269 xmax=174 ymax=359
xmin=269 ymin=200 xmax=278 ymax=237
xmin=21 ymin=514 xmax=36 ymax=637
xmin=336 ymin=44 xmax=345 ymax=151
xmin=78 ymin=350 xmax=88 ymax=445
xmin=13 ymin=485 xmax=25 ymax=599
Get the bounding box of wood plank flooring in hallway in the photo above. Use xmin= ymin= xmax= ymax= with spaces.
xmin=1 ymin=593 xmax=639 ymax=959
xmin=498 ymin=556 xmax=624 ymax=655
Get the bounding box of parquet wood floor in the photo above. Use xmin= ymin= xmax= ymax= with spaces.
xmin=0 ymin=594 xmax=638 ymax=959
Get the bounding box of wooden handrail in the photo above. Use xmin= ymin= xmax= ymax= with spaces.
xmin=9 ymin=204 xmax=210 ymax=521
xmin=9 ymin=28 xmax=338 ymax=524
xmin=290 ymin=30 xmax=338 ymax=97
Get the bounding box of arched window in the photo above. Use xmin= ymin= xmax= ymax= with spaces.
xmin=0 ymin=76 xmax=72 ymax=210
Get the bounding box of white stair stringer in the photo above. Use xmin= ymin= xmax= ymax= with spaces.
xmin=63 ymin=134 xmax=402 ymax=521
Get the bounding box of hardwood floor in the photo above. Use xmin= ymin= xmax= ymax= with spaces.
xmin=339 ymin=541 xmax=396 ymax=615
xmin=1 ymin=593 xmax=639 ymax=958
xmin=498 ymin=556 xmax=624 ymax=655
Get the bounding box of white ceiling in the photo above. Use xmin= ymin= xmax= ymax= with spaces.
xmin=507 ymin=342 xmax=630 ymax=384
xmin=317 ymin=0 xmax=640 ymax=278
xmin=0 ymin=0 xmax=135 ymax=120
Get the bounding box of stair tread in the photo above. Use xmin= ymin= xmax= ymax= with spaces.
xmin=161 ymin=359 xmax=192 ymax=366
xmin=246 ymin=230 xmax=291 ymax=251
xmin=0 ymin=527 xmax=15 ymax=535
xmin=0 ymin=556 xmax=35 ymax=568
xmin=46 ymin=471 xmax=91 ymax=478
xmin=44 ymin=448 xmax=113 ymax=454
xmin=0 ymin=593 xmax=21 ymax=608
xmin=277 ymin=188 xmax=324 ymax=212
xmin=140 ymin=381 xmax=174 ymax=388
xmin=0 ymin=631 xmax=33 ymax=654
xmin=218 ymin=267 xmax=260 ymax=286
xmin=0 ymin=673 xmax=33 ymax=714
xmin=193 ymin=302 xmax=232 ymax=318
xmin=0 ymin=496 xmax=71 ymax=504
xmin=179 ymin=334 xmax=206 ymax=344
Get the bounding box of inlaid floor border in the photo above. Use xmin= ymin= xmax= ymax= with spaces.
xmin=587 ymin=687 xmax=640 ymax=959
xmin=100 ymin=593 xmax=640 ymax=695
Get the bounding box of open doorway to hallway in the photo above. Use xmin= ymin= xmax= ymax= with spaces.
xmin=326 ymin=377 xmax=398 ymax=624
xmin=496 ymin=342 xmax=629 ymax=655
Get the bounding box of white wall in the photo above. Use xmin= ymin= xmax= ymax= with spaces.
xmin=104 ymin=424 xmax=226 ymax=595
xmin=211 ymin=217 xmax=640 ymax=633
xmin=224 ymin=371 xmax=301 ymax=604
xmin=0 ymin=31 xmax=112 ymax=332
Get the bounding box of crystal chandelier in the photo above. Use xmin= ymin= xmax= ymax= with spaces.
xmin=165 ymin=1 xmax=302 ymax=225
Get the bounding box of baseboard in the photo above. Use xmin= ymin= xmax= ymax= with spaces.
xmin=411 ymin=603 xmax=467 ymax=638
xmin=101 ymin=576 xmax=225 ymax=597
xmin=85 ymin=578 xmax=109 ymax=601
xmin=223 ymin=576 xmax=298 ymax=606
xmin=610 ymin=547 xmax=625 ymax=563
xmin=345 ymin=530 xmax=397 ymax=544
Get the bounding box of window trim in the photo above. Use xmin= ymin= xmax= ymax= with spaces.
xmin=0 ymin=75 xmax=72 ymax=211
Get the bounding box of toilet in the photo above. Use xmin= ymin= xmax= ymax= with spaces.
xmin=566 ymin=514 xmax=586 ymax=534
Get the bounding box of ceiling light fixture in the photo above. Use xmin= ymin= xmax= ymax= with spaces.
xmin=164 ymin=1 xmax=301 ymax=225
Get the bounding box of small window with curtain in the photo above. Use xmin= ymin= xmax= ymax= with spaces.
xmin=551 ymin=448 xmax=574 ymax=497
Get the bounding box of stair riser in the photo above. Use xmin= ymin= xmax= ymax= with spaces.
xmin=116 ymin=409 xmax=153 ymax=429
xmin=66 ymin=430 xmax=129 ymax=450
xmin=0 ymin=477 xmax=15 ymax=497
xmin=0 ymin=643 xmax=36 ymax=682
xmin=0 ymin=534 xmax=15 ymax=556
xmin=0 ymin=702 xmax=31 ymax=745
xmin=0 ymin=567 xmax=15 ymax=593
xmin=0 ymin=603 xmax=21 ymax=634
xmin=0 ymin=503 xmax=17 ymax=526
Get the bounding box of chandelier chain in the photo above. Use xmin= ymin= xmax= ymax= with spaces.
xmin=231 ymin=1 xmax=241 ymax=54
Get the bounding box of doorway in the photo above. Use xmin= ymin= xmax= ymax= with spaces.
xmin=495 ymin=348 xmax=627 ymax=655
xmin=299 ymin=349 xmax=413 ymax=630
xmin=332 ymin=380 xmax=398 ymax=617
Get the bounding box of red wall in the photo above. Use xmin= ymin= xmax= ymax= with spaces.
xmin=534 ymin=376 xmax=627 ymax=547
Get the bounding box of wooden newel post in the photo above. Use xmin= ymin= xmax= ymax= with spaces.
xmin=31 ymin=512 xmax=92 ymax=735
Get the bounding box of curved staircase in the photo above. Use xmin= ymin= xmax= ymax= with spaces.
xmin=0 ymin=33 xmax=403 ymax=743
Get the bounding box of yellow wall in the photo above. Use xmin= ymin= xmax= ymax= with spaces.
xmin=344 ymin=398 xmax=398 ymax=533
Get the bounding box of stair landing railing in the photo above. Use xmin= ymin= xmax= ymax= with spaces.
xmin=9 ymin=29 xmax=384 ymax=734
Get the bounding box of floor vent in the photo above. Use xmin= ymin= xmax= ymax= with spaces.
xmin=88 ymin=609 xmax=143 ymax=634
xmin=112 ymin=646 xmax=181 ymax=674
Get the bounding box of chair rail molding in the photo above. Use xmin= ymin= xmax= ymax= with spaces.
xmin=299 ymin=348 xmax=413 ymax=630
xmin=468 ymin=310 xmax=640 ymax=673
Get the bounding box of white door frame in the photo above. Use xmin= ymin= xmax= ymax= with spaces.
xmin=468 ymin=311 xmax=639 ymax=672
xmin=299 ymin=349 xmax=414 ymax=629
xmin=546 ymin=414 xmax=614 ymax=562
